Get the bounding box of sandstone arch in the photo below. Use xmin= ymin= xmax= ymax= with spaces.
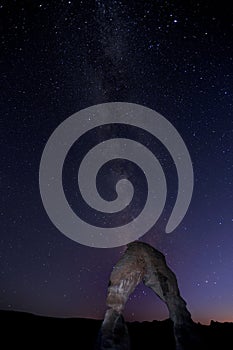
xmin=98 ymin=241 xmax=200 ymax=350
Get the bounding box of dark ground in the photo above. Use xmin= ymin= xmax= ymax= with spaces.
xmin=1 ymin=310 xmax=233 ymax=349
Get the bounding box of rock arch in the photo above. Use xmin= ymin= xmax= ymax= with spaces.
xmin=98 ymin=241 xmax=200 ymax=350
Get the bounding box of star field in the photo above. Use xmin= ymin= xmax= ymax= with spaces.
xmin=1 ymin=0 xmax=233 ymax=324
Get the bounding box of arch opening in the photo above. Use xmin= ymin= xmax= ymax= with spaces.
xmin=97 ymin=241 xmax=200 ymax=350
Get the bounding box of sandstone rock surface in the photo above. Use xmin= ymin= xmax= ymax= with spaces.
xmin=98 ymin=241 xmax=200 ymax=350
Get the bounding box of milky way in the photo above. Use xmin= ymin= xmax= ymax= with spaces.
xmin=1 ymin=1 xmax=232 ymax=324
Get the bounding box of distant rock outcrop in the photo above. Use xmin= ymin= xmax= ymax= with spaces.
xmin=2 ymin=309 xmax=233 ymax=349
xmin=98 ymin=241 xmax=200 ymax=350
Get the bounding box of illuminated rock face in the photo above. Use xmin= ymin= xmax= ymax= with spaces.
xmin=98 ymin=309 xmax=130 ymax=350
xmin=98 ymin=241 xmax=200 ymax=350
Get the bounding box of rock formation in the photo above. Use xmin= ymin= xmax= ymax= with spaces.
xmin=98 ymin=241 xmax=200 ymax=350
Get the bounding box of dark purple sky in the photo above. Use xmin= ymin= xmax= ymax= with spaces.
xmin=1 ymin=0 xmax=232 ymax=325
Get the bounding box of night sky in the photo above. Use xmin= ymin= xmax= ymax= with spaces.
xmin=1 ymin=0 xmax=233 ymax=325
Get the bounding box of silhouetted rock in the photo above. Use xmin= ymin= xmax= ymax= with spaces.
xmin=1 ymin=310 xmax=233 ymax=349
